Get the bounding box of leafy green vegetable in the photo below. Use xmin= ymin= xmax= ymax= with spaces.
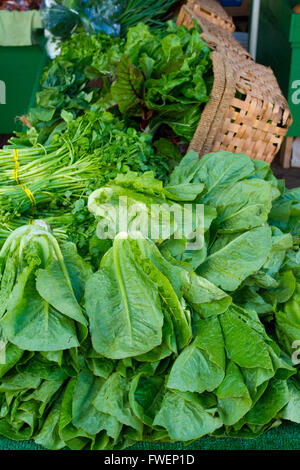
xmin=0 ymin=144 xmax=299 ymax=451
xmin=111 ymin=21 xmax=212 ymax=140
xmin=118 ymin=0 xmax=179 ymax=36
xmin=85 ymin=233 xmax=164 ymax=359
xmin=0 ymin=223 xmax=88 ymax=352
xmin=27 ymin=30 xmax=125 ymax=143
xmin=198 ymin=226 xmax=272 ymax=292
xmin=153 ymin=391 xmax=222 ymax=440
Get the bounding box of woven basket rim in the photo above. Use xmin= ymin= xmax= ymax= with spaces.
xmin=186 ymin=0 xmax=235 ymax=32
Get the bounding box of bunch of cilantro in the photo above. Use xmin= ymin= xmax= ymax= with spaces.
xmin=27 ymin=30 xmax=125 ymax=144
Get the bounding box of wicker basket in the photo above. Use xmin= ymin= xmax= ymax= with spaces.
xmin=177 ymin=4 xmax=292 ymax=163
xmin=178 ymin=0 xmax=235 ymax=33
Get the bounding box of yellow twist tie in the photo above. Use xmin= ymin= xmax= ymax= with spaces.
xmin=13 ymin=148 xmax=37 ymax=217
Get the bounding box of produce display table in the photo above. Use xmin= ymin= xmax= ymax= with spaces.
xmin=1 ymin=422 xmax=300 ymax=451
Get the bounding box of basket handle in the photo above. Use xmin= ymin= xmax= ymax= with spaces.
xmin=188 ymin=51 xmax=235 ymax=157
